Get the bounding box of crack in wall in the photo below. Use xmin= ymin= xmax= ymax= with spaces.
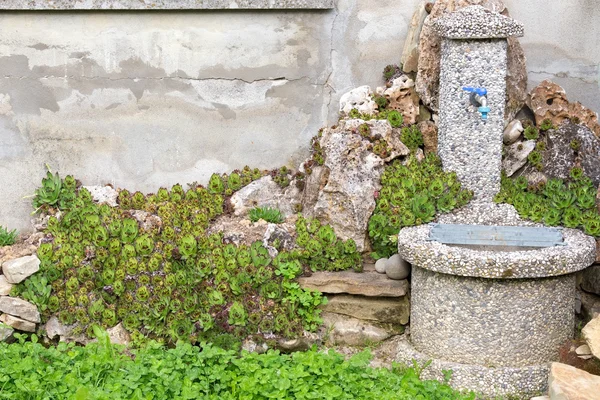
xmin=529 ymin=70 xmax=600 ymax=85
xmin=324 ymin=5 xmax=340 ymax=121
xmin=0 ymin=75 xmax=326 ymax=85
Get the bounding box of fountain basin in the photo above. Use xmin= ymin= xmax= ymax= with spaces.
xmin=396 ymin=205 xmax=596 ymax=398
xmin=398 ymin=223 xmax=595 ymax=280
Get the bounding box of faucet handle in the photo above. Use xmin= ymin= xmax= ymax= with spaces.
xmin=462 ymin=86 xmax=487 ymax=96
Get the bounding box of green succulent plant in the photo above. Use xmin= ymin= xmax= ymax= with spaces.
xmin=400 ymin=125 xmax=424 ymax=150
xmin=496 ymin=167 xmax=600 ymax=236
xmin=386 ymin=110 xmax=403 ymax=128
xmin=523 ymin=126 xmax=539 ymax=140
xmin=228 ymin=301 xmax=247 ymax=327
xmin=539 ymin=119 xmax=555 ymax=131
xmin=0 ymin=226 xmax=17 ymax=247
xmin=249 ymin=206 xmax=284 ymax=224
xmin=369 ymin=154 xmax=471 ymax=258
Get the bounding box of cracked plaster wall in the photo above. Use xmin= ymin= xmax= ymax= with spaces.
xmin=505 ymin=0 xmax=600 ymax=109
xmin=0 ymin=0 xmax=598 ymax=231
xmin=0 ymin=1 xmax=419 ymax=231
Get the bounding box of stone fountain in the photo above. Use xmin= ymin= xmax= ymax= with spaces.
xmin=394 ymin=6 xmax=596 ymax=399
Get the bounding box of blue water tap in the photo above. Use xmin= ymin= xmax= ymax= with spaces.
xmin=462 ymin=87 xmax=490 ymax=120
xmin=462 ymin=87 xmax=487 ymax=97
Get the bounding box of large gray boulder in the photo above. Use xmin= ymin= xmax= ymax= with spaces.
xmin=307 ymin=119 xmax=408 ymax=252
xmin=543 ymin=122 xmax=600 ymax=186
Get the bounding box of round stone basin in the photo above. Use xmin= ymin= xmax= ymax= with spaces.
xmin=397 ymin=204 xmax=596 ymax=391
xmin=397 ymin=223 xmax=595 ymax=279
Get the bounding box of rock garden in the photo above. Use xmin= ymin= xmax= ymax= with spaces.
xmin=2 ymin=1 xmax=600 ymax=399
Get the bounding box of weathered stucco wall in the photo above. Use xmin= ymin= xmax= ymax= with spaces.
xmin=0 ymin=0 xmax=598 ymax=231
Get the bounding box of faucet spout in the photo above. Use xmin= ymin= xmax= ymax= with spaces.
xmin=462 ymin=86 xmax=490 ymax=120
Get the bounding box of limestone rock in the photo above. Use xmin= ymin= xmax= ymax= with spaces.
xmin=418 ymin=120 xmax=438 ymax=153
xmin=528 ymin=80 xmax=600 ymax=137
xmin=503 ymin=140 xmax=536 ymax=177
xmin=305 ymin=119 xmax=409 ymax=252
xmin=300 ymin=166 xmax=329 ymax=216
xmin=385 ymin=254 xmax=411 ymax=280
xmin=84 ymin=185 xmax=118 ymax=207
xmin=0 ymin=296 xmax=41 ymax=323
xmin=44 ymin=316 xmax=67 ymax=340
xmin=582 ymin=265 xmax=600 ymax=296
xmin=263 ymin=223 xmax=295 ymax=254
xmin=416 ymin=0 xmax=526 ymax=123
xmin=0 ymin=322 xmax=13 ymax=342
xmin=1 ymin=255 xmax=40 ymax=284
xmin=107 ymin=323 xmax=131 ymax=346
xmin=503 ymin=119 xmax=524 ymax=144
xmin=383 ymin=76 xmax=421 ymax=125
xmin=339 ymin=86 xmax=377 ymax=116
xmin=230 ymin=176 xmax=300 ymax=218
xmin=543 ymin=122 xmax=600 ymax=186
xmin=401 ymin=2 xmax=429 ymax=73
xmin=275 ymin=333 xmax=320 ymax=352
xmin=582 ymin=315 xmax=600 ymax=360
xmin=298 ymin=270 xmax=408 ymax=297
xmin=375 ymin=258 xmax=387 ymax=274
xmin=0 ymin=314 xmax=35 ymax=332
xmin=130 ymin=210 xmax=162 ymax=233
xmin=580 ymin=290 xmax=600 ymax=322
xmin=417 ymin=104 xmax=432 ymax=123
xmin=43 ymin=316 xmax=90 ymax=344
xmin=309 ymin=121 xmax=395 ymax=251
xmin=242 ymin=338 xmax=269 ymax=354
xmin=0 ymin=275 xmax=13 ymax=296
xmin=549 ymin=362 xmax=600 ymax=399
xmin=322 ymin=294 xmax=410 ymax=325
xmin=321 ymin=312 xmax=401 ymax=346
xmin=208 ymin=215 xmax=296 ymax=248
xmin=344 ymin=119 xmax=410 ymax=162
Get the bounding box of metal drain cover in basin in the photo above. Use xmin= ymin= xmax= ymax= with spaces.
xmin=428 ymin=223 xmax=565 ymax=248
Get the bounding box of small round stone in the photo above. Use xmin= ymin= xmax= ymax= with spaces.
xmin=374 ymin=258 xmax=387 ymax=274
xmin=385 ymin=254 xmax=410 ymax=280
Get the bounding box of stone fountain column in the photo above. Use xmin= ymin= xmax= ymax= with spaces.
xmin=436 ymin=6 xmax=522 ymax=202
xmin=394 ymin=6 xmax=596 ymax=399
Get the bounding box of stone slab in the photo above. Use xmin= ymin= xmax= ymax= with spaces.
xmin=321 ymin=312 xmax=402 ymax=346
xmin=549 ymin=362 xmax=600 ymax=400
xmin=0 ymin=0 xmax=334 ymax=9
xmin=0 ymin=314 xmax=36 ymax=332
xmin=0 ymin=296 xmax=41 ymax=323
xmin=322 ymin=294 xmax=410 ymax=325
xmin=298 ymin=270 xmax=408 ymax=297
